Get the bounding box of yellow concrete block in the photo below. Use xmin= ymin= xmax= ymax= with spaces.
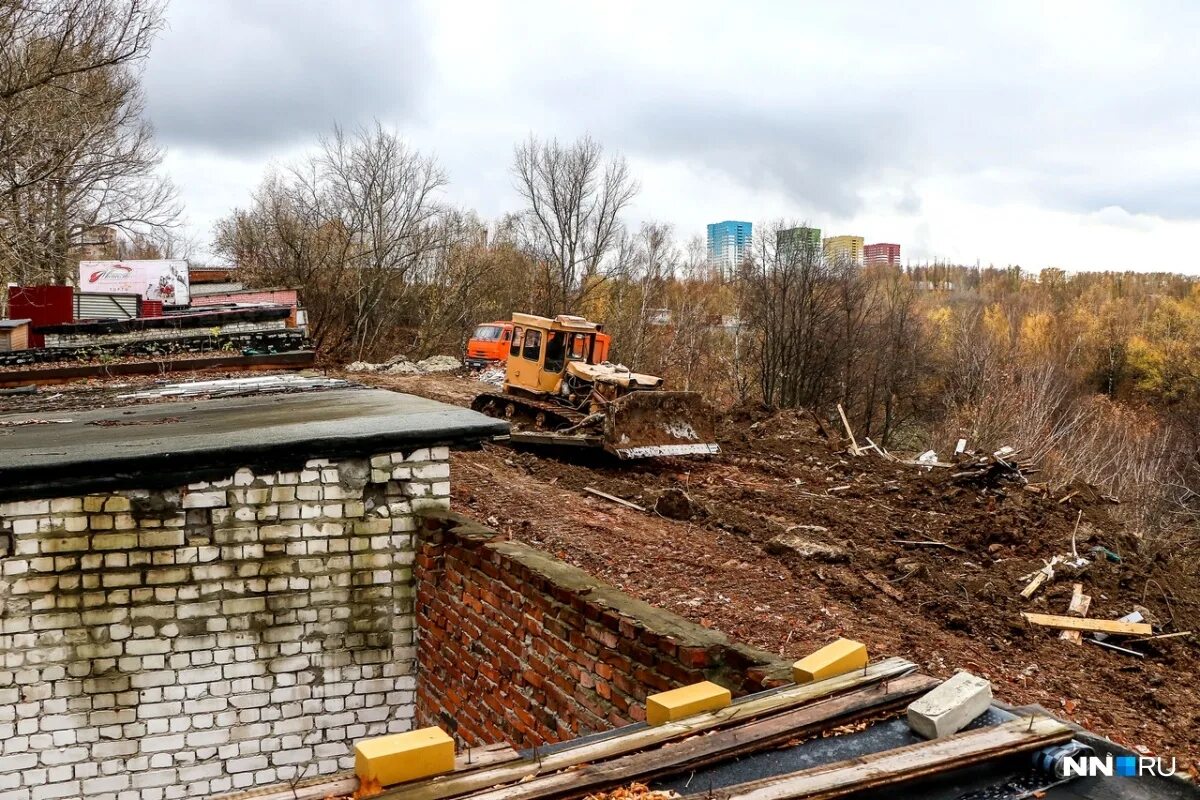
xmin=792 ymin=638 xmax=868 ymax=683
xmin=646 ymin=681 xmax=732 ymax=726
xmin=354 ymin=726 xmax=455 ymax=787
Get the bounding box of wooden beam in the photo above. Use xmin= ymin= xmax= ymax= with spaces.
xmin=379 ymin=658 xmax=917 ymax=800
xmin=711 ymin=716 xmax=1072 ymax=800
xmin=215 ymin=744 xmax=520 ymax=800
xmin=1022 ymin=612 xmax=1151 ymax=636
xmin=1129 ymin=630 xmax=1193 ymax=643
xmin=463 ymin=674 xmax=938 ymax=800
xmin=1059 ymin=583 xmax=1091 ymax=644
xmin=583 ymin=487 xmax=647 ymax=513
xmin=836 ymin=404 xmax=860 ymax=455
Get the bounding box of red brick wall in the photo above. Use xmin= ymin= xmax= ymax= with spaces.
xmin=414 ymin=513 xmax=789 ymax=748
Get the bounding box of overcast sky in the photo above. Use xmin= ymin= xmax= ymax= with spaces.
xmin=144 ymin=0 xmax=1200 ymax=271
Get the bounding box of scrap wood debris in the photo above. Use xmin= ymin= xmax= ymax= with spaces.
xmin=0 ymin=417 xmax=71 ymax=426
xmin=584 ymin=782 xmax=676 ymax=800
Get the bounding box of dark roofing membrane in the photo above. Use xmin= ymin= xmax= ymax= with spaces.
xmin=650 ymin=705 xmax=1193 ymax=800
xmin=526 ymin=694 xmax=1193 ymax=800
xmin=0 ymin=388 xmax=507 ymax=500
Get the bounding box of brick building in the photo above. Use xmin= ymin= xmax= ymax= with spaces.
xmin=0 ymin=390 xmax=504 ymax=798
xmin=864 ymin=242 xmax=901 ymax=266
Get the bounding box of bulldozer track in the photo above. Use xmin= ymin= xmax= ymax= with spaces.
xmin=471 ymin=391 xmax=589 ymax=432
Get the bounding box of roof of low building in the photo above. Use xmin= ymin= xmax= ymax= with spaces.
xmin=0 ymin=319 xmax=31 ymax=328
xmin=0 ymin=388 xmax=507 ymax=500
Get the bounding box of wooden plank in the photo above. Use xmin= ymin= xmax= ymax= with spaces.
xmin=1022 ymin=612 xmax=1151 ymax=636
xmin=1019 ymin=570 xmax=1050 ymax=599
xmin=583 ymin=486 xmax=647 ymax=513
xmin=379 ymin=658 xmax=917 ymax=800
xmin=464 ymin=674 xmax=938 ymax=800
xmin=836 ymin=404 xmax=860 ymax=455
xmin=1129 ymin=630 xmax=1193 ymax=643
xmin=711 ymin=716 xmax=1072 ymax=800
xmin=1059 ymin=583 xmax=1091 ymax=644
xmin=216 ymin=744 xmax=521 ymax=800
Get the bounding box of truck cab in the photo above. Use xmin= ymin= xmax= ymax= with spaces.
xmin=464 ymin=321 xmax=514 ymax=369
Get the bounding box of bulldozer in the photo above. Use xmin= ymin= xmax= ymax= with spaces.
xmin=470 ymin=313 xmax=720 ymax=459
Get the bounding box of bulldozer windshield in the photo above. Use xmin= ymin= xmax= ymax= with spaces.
xmin=545 ymin=331 xmax=566 ymax=373
xmin=568 ymin=333 xmax=591 ymax=363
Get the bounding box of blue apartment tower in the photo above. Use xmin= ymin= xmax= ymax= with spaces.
xmin=706 ymin=220 xmax=753 ymax=277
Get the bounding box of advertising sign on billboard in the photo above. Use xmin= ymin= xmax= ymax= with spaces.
xmin=77 ymin=260 xmax=190 ymax=306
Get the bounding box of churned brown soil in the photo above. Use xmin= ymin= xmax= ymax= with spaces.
xmin=356 ymin=371 xmax=1200 ymax=776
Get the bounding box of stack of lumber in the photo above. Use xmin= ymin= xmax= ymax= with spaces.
xmin=220 ymin=657 xmax=1075 ymax=800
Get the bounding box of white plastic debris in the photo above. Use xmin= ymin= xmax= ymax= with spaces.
xmin=477 ymin=367 xmax=505 ymax=387
xmin=917 ymin=450 xmax=939 ymax=464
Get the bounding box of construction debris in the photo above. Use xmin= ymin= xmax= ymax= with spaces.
xmin=1059 ymin=583 xmax=1092 ymax=644
xmin=583 ymin=487 xmax=647 ymax=513
xmin=1019 ymin=556 xmax=1062 ymax=599
xmin=1086 ymin=639 xmax=1145 ymax=658
xmin=117 ymin=375 xmax=348 ymax=399
xmin=347 ymin=355 xmax=463 ymax=375
xmin=1021 ymin=612 xmax=1152 ymax=636
xmin=836 ymin=403 xmax=860 ymax=455
xmin=767 ymin=531 xmax=849 ymax=563
xmin=906 ymin=670 xmax=993 ymax=739
xmin=477 ymin=366 xmax=505 ymax=387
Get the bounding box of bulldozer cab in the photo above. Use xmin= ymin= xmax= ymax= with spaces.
xmin=506 ymin=313 xmax=604 ymax=395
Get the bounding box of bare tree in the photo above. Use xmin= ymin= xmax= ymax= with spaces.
xmin=511 ymin=134 xmax=638 ymax=315
xmin=0 ymin=0 xmax=176 ymax=284
xmin=0 ymin=0 xmax=163 ymax=102
xmin=214 ymin=122 xmax=450 ymax=361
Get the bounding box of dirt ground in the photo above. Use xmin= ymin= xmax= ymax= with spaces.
xmin=7 ymin=368 xmax=1198 ymax=774
xmin=352 ymin=370 xmax=1200 ymax=777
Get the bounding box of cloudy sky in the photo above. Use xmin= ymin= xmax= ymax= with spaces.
xmin=143 ymin=0 xmax=1200 ymax=271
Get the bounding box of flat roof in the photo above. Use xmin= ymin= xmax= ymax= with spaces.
xmin=0 ymin=319 xmax=30 ymax=328
xmin=0 ymin=388 xmax=507 ymax=500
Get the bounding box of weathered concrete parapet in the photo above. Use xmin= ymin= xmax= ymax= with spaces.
xmin=413 ymin=510 xmax=793 ymax=748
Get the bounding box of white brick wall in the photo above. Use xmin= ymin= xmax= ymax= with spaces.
xmin=0 ymin=449 xmax=450 ymax=800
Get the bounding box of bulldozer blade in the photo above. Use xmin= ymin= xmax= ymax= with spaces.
xmin=603 ymin=391 xmax=720 ymax=459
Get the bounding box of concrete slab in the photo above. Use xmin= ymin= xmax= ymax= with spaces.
xmin=907 ymin=670 xmax=993 ymax=739
xmin=0 ymin=388 xmax=507 ymax=499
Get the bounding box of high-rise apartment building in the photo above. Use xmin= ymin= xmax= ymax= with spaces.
xmin=864 ymin=243 xmax=901 ymax=266
xmin=776 ymin=226 xmax=822 ymax=261
xmin=823 ymin=235 xmax=864 ymax=265
xmin=706 ymin=220 xmax=753 ymax=276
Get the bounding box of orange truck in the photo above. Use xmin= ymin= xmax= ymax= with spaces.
xmin=464 ymin=321 xmax=514 ymax=369
xmin=466 ymin=318 xmax=613 ymax=369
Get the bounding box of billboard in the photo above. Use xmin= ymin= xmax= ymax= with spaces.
xmin=78 ymin=260 xmax=190 ymax=306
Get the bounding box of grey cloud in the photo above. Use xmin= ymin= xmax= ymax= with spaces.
xmin=609 ymin=98 xmax=915 ymax=218
xmin=144 ymin=0 xmax=430 ymax=155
